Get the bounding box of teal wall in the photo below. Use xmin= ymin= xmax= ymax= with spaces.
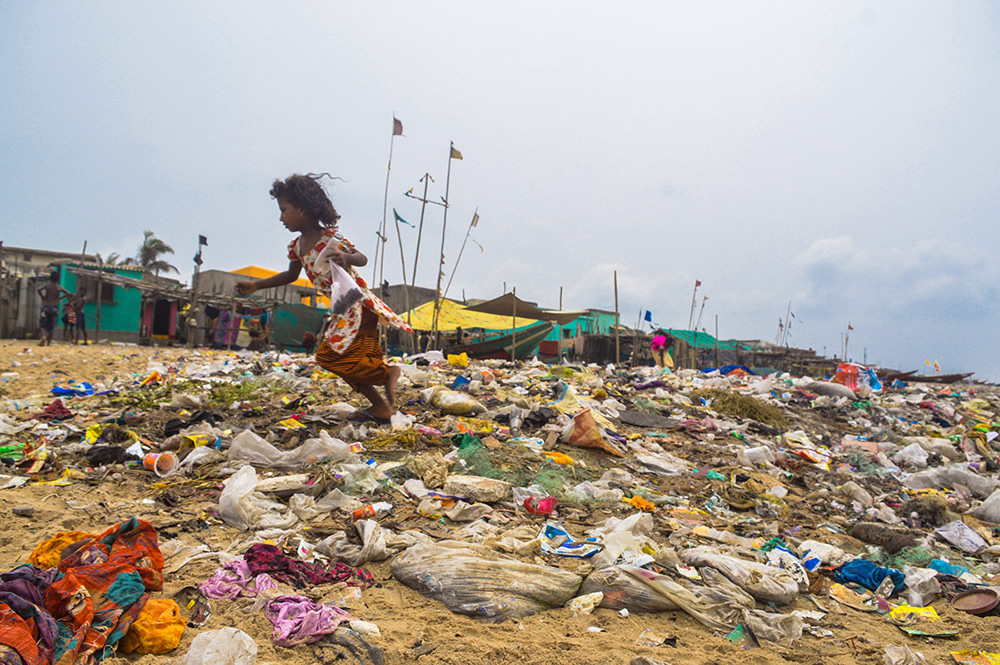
xmin=542 ymin=310 xmax=619 ymax=343
xmin=60 ymin=266 xmax=144 ymax=333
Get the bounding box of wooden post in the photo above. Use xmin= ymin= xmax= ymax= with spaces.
xmin=613 ymin=270 xmax=620 ymax=365
xmin=511 ymin=287 xmax=517 ymax=362
xmin=558 ymin=286 xmax=563 ymax=361
xmin=95 ymin=258 xmax=103 ymax=341
xmin=714 ymin=314 xmax=719 ymax=368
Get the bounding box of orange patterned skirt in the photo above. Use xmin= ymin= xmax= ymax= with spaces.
xmin=315 ymin=308 xmax=390 ymax=391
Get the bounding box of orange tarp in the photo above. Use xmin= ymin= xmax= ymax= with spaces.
xmin=231 ymin=266 xmax=329 ymax=307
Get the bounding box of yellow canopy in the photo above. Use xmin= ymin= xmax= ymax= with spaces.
xmin=231 ymin=266 xmax=329 ymax=307
xmin=400 ymin=298 xmax=540 ymax=332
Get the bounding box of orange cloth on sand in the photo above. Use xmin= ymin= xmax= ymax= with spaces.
xmin=315 ymin=308 xmax=390 ymax=391
xmin=27 ymin=531 xmax=98 ymax=570
xmin=120 ymin=599 xmax=185 ymax=654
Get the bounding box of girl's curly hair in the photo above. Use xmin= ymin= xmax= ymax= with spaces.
xmin=269 ymin=173 xmax=342 ymax=227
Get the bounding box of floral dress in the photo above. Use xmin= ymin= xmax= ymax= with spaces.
xmin=288 ymin=228 xmax=412 ymax=354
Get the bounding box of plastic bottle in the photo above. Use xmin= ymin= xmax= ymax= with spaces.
xmin=352 ymin=501 xmax=392 ymax=521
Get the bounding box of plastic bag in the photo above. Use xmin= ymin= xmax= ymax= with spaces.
xmin=391 ymin=540 xmax=583 ymax=620
xmin=904 ymin=465 xmax=1000 ymax=499
xmin=970 ymin=488 xmax=1000 ymax=524
xmin=326 ymin=258 xmax=363 ymax=315
xmin=579 ymin=566 xmax=679 ymax=612
xmin=743 ymin=609 xmax=804 ymax=646
xmin=681 ymin=546 xmax=800 ymax=604
xmin=883 ymin=644 xmax=925 ymax=665
xmin=181 ymin=628 xmax=257 ymax=665
xmin=218 ymin=466 xmax=298 ymax=531
xmin=219 ymin=466 xmax=261 ymax=531
xmin=892 ymin=442 xmax=929 ymax=469
xmin=420 ymin=386 xmax=485 ymax=415
xmin=227 ymin=429 xmax=351 ymax=469
xmin=903 ymin=566 xmax=942 ymax=606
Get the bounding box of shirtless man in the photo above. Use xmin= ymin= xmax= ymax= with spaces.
xmin=37 ymin=271 xmax=71 ymax=346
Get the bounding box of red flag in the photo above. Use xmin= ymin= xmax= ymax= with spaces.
xmin=847 ymin=324 xmax=854 ymax=331
xmin=392 ymin=117 xmax=403 ymax=136
xmin=695 ymin=280 xmax=702 ymax=287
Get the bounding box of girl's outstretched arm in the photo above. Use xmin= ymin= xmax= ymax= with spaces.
xmin=236 ymin=260 xmax=302 ymax=295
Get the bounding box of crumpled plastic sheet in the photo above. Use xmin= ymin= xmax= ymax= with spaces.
xmin=391 ymin=540 xmax=583 ymax=621
xmin=680 ymin=546 xmax=800 ymax=604
xmin=218 ymin=466 xmax=298 ymax=532
xmin=317 ymin=520 xmax=432 ymax=568
xmin=180 ymin=627 xmax=257 ymax=665
xmin=263 ymin=595 xmax=351 ymax=646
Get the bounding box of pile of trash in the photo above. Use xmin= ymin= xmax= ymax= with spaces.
xmin=2 ymin=345 xmax=1000 ymax=664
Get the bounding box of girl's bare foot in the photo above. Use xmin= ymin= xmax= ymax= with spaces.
xmin=385 ymin=365 xmax=401 ymax=405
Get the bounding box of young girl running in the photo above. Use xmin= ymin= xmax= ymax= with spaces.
xmin=236 ymin=174 xmax=412 ymax=422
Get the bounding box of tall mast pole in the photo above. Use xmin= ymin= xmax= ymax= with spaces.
xmin=443 ymin=208 xmax=478 ymax=299
xmin=374 ymin=119 xmax=399 ymax=286
xmin=431 ymin=142 xmax=457 ymax=342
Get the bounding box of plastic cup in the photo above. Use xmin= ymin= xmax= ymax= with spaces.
xmin=143 ymin=451 xmax=178 ymax=477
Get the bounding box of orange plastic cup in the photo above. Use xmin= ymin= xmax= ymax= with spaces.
xmin=143 ymin=452 xmax=177 ymax=477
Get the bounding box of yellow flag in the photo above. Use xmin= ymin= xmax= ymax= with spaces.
xmin=450 ymin=146 xmax=463 ymax=160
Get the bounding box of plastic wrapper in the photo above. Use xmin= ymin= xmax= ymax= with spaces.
xmin=391 ymin=540 xmax=583 ymax=620
xmin=560 ymin=408 xmax=624 ymax=457
xmin=181 ymin=628 xmax=257 ymax=665
xmin=579 ymin=566 xmax=679 ymax=612
xmin=934 ymin=520 xmax=988 ymax=553
xmin=681 ymin=546 xmax=800 ymax=604
xmin=743 ymin=609 xmax=804 ymax=646
xmin=227 ymin=429 xmax=351 ymax=469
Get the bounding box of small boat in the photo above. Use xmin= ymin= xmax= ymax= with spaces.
xmin=444 ymin=321 xmax=554 ymax=360
xmin=903 ymin=372 xmax=974 ymax=385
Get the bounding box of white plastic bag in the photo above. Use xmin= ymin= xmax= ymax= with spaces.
xmin=970 ymin=488 xmax=1000 ymax=524
xmin=903 ymin=566 xmax=942 ymax=606
xmin=228 ymin=429 xmax=352 ymax=469
xmin=182 ymin=628 xmax=257 ymax=665
xmin=327 ymin=259 xmax=363 ymax=315
xmin=218 ymin=466 xmax=260 ymax=531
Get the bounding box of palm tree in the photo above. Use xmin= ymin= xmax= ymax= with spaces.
xmin=98 ymin=252 xmax=137 ymax=267
xmin=136 ymin=231 xmax=178 ymax=276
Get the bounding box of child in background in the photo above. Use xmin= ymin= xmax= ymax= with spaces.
xmin=61 ymin=302 xmax=75 ymax=342
xmin=236 ymin=173 xmax=412 ymax=422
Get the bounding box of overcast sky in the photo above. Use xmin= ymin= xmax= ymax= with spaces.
xmin=2 ymin=1 xmax=998 ymax=379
